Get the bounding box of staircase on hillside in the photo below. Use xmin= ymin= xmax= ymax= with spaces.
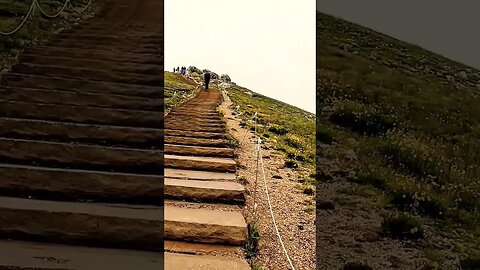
xmin=164 ymin=89 xmax=249 ymax=269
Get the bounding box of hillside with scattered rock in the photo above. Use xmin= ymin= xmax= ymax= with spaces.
xmin=317 ymin=12 xmax=479 ymax=270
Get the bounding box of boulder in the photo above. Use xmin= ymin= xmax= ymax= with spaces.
xmin=220 ymin=74 xmax=231 ymax=82
xmin=188 ymin=66 xmax=202 ymax=74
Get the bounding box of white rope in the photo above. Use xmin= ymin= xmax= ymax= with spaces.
xmin=251 ymin=110 xmax=296 ymax=270
xmin=259 ymin=152 xmax=296 ymax=270
xmin=0 ymin=0 xmax=94 ymax=36
xmin=36 ymin=0 xmax=70 ymax=18
xmin=69 ymin=0 xmax=94 ymax=13
xmin=0 ymin=0 xmax=36 ymax=36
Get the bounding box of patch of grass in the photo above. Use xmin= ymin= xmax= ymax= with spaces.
xmin=164 ymin=71 xmax=198 ymax=114
xmin=302 ymin=184 xmax=315 ymax=196
xmin=227 ymin=86 xmax=315 ymax=177
xmin=244 ymin=223 xmax=261 ymax=263
xmin=381 ymin=213 xmax=424 ymax=240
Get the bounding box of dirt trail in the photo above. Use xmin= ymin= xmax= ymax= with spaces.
xmin=0 ymin=0 xmax=174 ymax=268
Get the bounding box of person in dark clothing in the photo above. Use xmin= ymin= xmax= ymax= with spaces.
xmin=204 ymin=72 xmax=211 ymax=90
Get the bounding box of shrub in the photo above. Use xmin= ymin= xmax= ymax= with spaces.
xmin=330 ymin=100 xmax=394 ymax=136
xmin=285 ymin=160 xmax=298 ymax=169
xmin=268 ymin=124 xmax=288 ymax=135
xmin=381 ymin=213 xmax=424 ymax=240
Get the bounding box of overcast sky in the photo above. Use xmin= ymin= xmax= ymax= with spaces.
xmin=165 ymin=0 xmax=316 ymax=113
xmin=317 ymin=0 xmax=480 ymax=70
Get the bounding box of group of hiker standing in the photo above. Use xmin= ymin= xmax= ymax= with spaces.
xmin=172 ymin=65 xmax=211 ymax=90
xmin=173 ymin=66 xmax=188 ymax=77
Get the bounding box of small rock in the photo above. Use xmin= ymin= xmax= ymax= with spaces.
xmin=458 ymin=70 xmax=468 ymax=79
xmin=446 ymin=75 xmax=455 ymax=82
xmin=272 ymin=175 xmax=282 ymax=180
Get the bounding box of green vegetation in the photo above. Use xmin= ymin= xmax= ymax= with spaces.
xmin=244 ymin=223 xmax=261 ymax=264
xmin=381 ymin=213 xmax=424 ymax=240
xmin=317 ymin=12 xmax=479 ymax=257
xmin=227 ymin=86 xmax=316 ymax=177
xmin=164 ymin=71 xmax=198 ymax=114
xmin=0 ymin=0 xmax=101 ymax=70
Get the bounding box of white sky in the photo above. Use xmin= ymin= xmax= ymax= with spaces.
xmin=165 ymin=0 xmax=316 ymax=113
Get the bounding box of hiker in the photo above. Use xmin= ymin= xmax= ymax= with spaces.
xmin=204 ymin=72 xmax=211 ymax=90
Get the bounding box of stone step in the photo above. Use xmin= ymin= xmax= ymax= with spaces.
xmin=164 ymin=125 xmax=225 ymax=133
xmin=164 ymin=205 xmax=246 ymax=245
xmin=165 ymin=136 xmax=230 ymax=147
xmin=165 ymin=253 xmax=250 ymax=270
xmin=0 ymin=196 xmax=163 ymax=250
xmin=164 ymin=116 xmax=223 ymax=124
xmin=165 ymin=144 xmax=234 ymax=157
xmin=38 ymin=42 xmax=159 ymax=54
xmin=165 ymin=178 xmax=244 ymax=204
xmin=0 ymin=101 xmax=163 ymax=128
xmin=18 ymin=54 xmax=162 ymax=75
xmin=165 ymin=129 xmax=226 ymax=139
xmin=165 ymin=155 xmax=236 ymax=173
xmin=0 ymin=138 xmax=163 ymax=174
xmin=165 ymin=168 xmax=236 ymax=182
xmin=57 ymin=31 xmax=160 ymax=38
xmin=0 ymin=163 xmax=163 ymax=204
xmin=0 ymin=117 xmax=163 ymax=148
xmin=1 ymin=73 xmax=162 ymax=97
xmin=0 ymin=87 xmax=163 ymax=110
xmin=54 ymin=33 xmax=161 ymax=44
xmin=11 ymin=63 xmax=162 ymax=86
xmin=0 ymin=240 xmax=250 ymax=270
xmin=24 ymin=47 xmax=162 ymax=64
xmin=165 ymin=119 xmax=225 ymax=128
xmin=0 ymin=240 xmax=164 ymax=270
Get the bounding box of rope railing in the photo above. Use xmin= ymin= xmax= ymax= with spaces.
xmin=0 ymin=0 xmax=93 ymax=36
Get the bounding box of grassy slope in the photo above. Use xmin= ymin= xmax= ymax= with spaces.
xmin=164 ymin=71 xmax=198 ymax=114
xmin=227 ymin=84 xmax=316 ymax=185
xmin=0 ymin=0 xmax=100 ymax=70
xmin=317 ymin=11 xmax=479 ymax=260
